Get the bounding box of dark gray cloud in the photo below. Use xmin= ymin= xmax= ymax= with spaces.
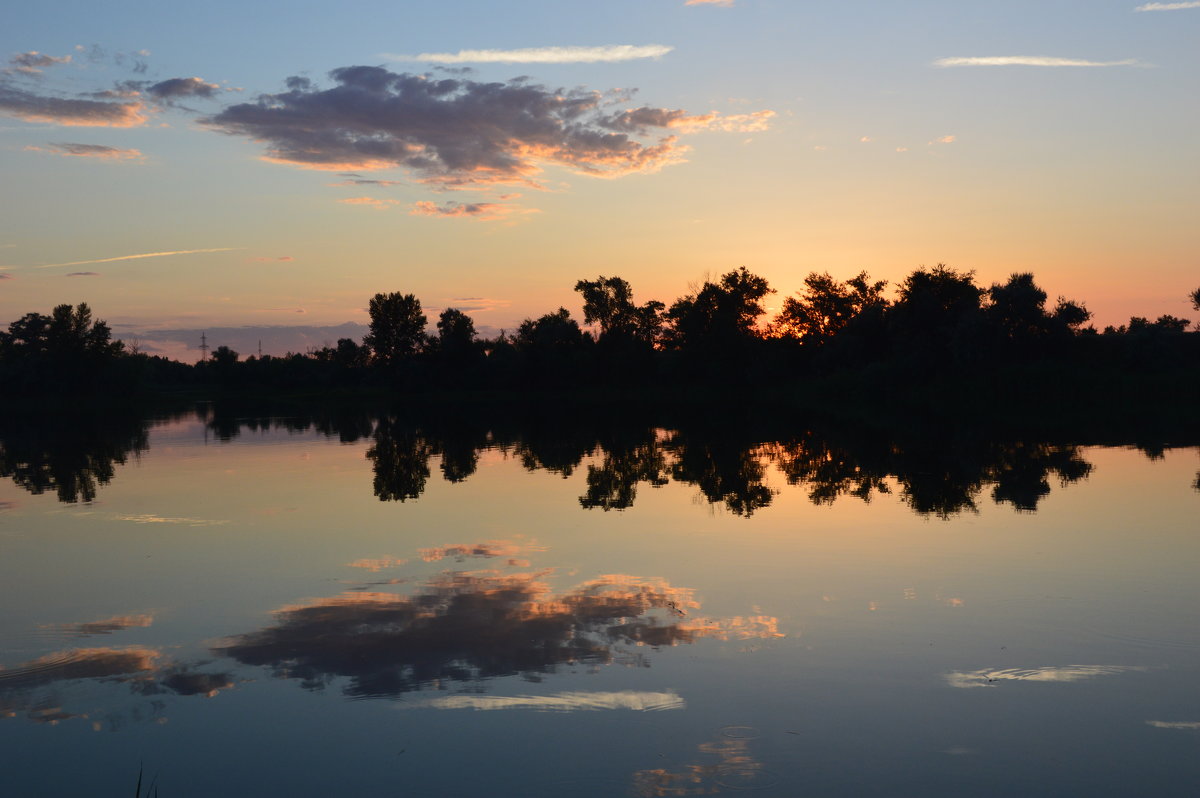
xmin=8 ymin=51 xmax=72 ymax=74
xmin=66 ymin=271 xmax=101 ymax=277
xmin=200 ymin=66 xmax=692 ymax=186
xmin=145 ymin=76 xmax=220 ymax=101
xmin=0 ymin=83 xmax=145 ymax=126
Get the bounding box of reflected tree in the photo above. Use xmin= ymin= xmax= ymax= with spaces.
xmin=367 ymin=417 xmax=433 ymax=501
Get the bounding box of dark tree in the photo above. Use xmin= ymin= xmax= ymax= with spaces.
xmin=773 ymin=271 xmax=888 ymax=345
xmin=435 ymin=308 xmax=478 ymax=353
xmin=574 ymin=276 xmax=664 ymax=345
xmin=1191 ymin=287 xmax=1200 ymax=313
xmin=514 ymin=308 xmax=584 ymax=353
xmin=364 ymin=293 xmax=426 ymax=367
xmin=664 ymin=267 xmax=774 ymax=352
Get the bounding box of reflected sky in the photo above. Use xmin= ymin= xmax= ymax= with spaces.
xmin=3 ymin=402 xmax=1195 ymax=517
xmin=0 ymin=407 xmax=1197 ymax=796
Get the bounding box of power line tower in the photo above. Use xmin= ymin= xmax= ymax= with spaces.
xmin=258 ymin=339 xmax=263 ymax=359
xmin=199 ymin=332 xmax=209 ymax=361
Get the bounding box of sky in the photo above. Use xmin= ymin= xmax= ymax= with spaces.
xmin=1 ymin=0 xmax=1197 ymax=357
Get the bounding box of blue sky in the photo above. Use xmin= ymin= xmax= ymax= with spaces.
xmin=2 ymin=0 xmax=1197 ymax=356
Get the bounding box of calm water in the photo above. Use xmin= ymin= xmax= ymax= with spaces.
xmin=1 ymin=404 xmax=1198 ymax=797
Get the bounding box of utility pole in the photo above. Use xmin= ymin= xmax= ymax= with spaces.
xmin=199 ymin=332 xmax=209 ymax=361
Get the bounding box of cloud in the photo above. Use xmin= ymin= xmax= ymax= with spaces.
xmin=1136 ymin=1 xmax=1200 ymax=9
xmin=201 ymin=67 xmax=715 ymax=186
xmin=250 ymin=255 xmax=294 ymax=262
xmin=33 ymin=247 xmax=239 ymax=269
xmin=410 ymin=200 xmax=538 ymax=221
xmin=339 ymin=196 xmax=399 ymax=209
xmin=1146 ymin=720 xmax=1200 ymax=729
xmin=405 ymin=690 xmax=685 ymax=712
xmin=599 ymin=107 xmax=774 ymax=134
xmin=66 ymin=271 xmax=100 ymax=277
xmin=934 ymin=56 xmax=1140 ymax=68
xmin=112 ymin=513 xmax=229 ymax=527
xmin=418 ymin=539 xmax=545 ymax=562
xmin=382 ymin=44 xmax=673 ymax=64
xmin=216 ymin=568 xmax=779 ymax=698
xmin=933 ymin=135 xmax=956 ymax=144
xmin=43 ymin=614 xmax=154 ymax=638
xmin=0 ymin=273 xmax=12 ymax=280
xmin=0 ymin=84 xmax=146 ymax=126
xmin=347 ymin=556 xmax=408 ymax=572
xmin=0 ymin=647 xmax=161 ymax=691
xmin=144 ymin=76 xmax=220 ymax=101
xmin=329 ymin=178 xmax=405 ymax=187
xmin=946 ymin=665 xmax=1146 ymax=688
xmin=26 ymin=141 xmax=143 ymax=160
xmin=7 ymin=51 xmax=72 ymax=75
xmin=686 ymin=0 xmax=735 ymax=5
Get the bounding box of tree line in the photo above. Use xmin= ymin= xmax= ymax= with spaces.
xmin=1 ymin=266 xmax=1197 ymax=396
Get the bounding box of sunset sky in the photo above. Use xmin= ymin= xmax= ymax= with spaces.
xmin=2 ymin=0 xmax=1197 ymax=356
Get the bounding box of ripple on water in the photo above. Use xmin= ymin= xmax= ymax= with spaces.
xmin=720 ymin=725 xmax=762 ymax=740
xmin=715 ymin=765 xmax=782 ymax=792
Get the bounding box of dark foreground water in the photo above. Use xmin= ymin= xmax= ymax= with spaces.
xmin=1 ymin=404 xmax=1198 ymax=796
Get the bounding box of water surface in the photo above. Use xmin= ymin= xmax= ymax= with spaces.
xmin=1 ymin=405 xmax=1197 ymax=796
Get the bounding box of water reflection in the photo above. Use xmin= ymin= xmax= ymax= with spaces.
xmin=0 ymin=409 xmax=156 ymax=502
xmin=631 ymin=729 xmax=777 ymax=796
xmin=2 ymin=401 xmax=1196 ymax=517
xmin=217 ymin=568 xmax=780 ymax=699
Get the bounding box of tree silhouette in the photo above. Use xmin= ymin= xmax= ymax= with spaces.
xmin=665 ymin=267 xmax=773 ymax=353
xmin=773 ymin=271 xmax=887 ymax=345
xmin=364 ymin=293 xmax=426 ymax=367
xmin=574 ymin=276 xmax=664 ymax=345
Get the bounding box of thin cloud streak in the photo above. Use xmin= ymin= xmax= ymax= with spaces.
xmin=405 ymin=690 xmax=686 ymax=712
xmin=382 ymin=45 xmax=673 ymax=64
xmin=935 ymin=56 xmax=1141 ymax=68
xmin=33 ymin=247 xmax=240 ymax=269
xmin=25 ymin=142 xmax=143 ymax=160
xmin=1136 ymin=2 xmax=1200 ymax=10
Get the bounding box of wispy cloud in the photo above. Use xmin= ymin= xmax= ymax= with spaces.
xmin=113 ymin=513 xmax=230 ymax=527
xmin=410 ymin=200 xmax=539 ymax=221
xmin=33 ymin=247 xmax=239 ymax=269
xmin=1146 ymin=720 xmax=1200 ymax=729
xmin=25 ymin=142 xmax=143 ymax=160
xmin=250 ymin=255 xmax=294 ymax=262
xmin=686 ymin=0 xmax=735 ymax=6
xmin=66 ymin=271 xmax=100 ymax=277
xmin=1135 ymin=1 xmax=1200 ymax=10
xmin=934 ymin=56 xmax=1141 ymax=68
xmin=404 ymin=690 xmax=686 ymax=712
xmin=382 ymin=44 xmax=673 ymax=64
xmin=338 ymin=196 xmax=400 ymax=210
xmin=946 ymin=665 xmax=1146 ymax=688
xmin=7 ymin=51 xmax=72 ymax=75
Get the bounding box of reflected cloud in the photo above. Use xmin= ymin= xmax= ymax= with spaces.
xmin=42 ymin=614 xmax=154 ymax=638
xmin=418 ymin=539 xmax=545 ymax=563
xmin=347 ymin=556 xmax=408 ymax=572
xmin=632 ymin=734 xmax=774 ymax=796
xmin=1146 ymin=720 xmax=1200 ymax=729
xmin=946 ymin=665 xmax=1146 ymax=689
xmin=405 ymin=690 xmax=684 ymax=712
xmin=217 ymin=566 xmax=780 ymax=698
xmin=113 ymin=513 xmax=229 ymax=527
xmin=0 ymin=646 xmax=162 ymax=691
